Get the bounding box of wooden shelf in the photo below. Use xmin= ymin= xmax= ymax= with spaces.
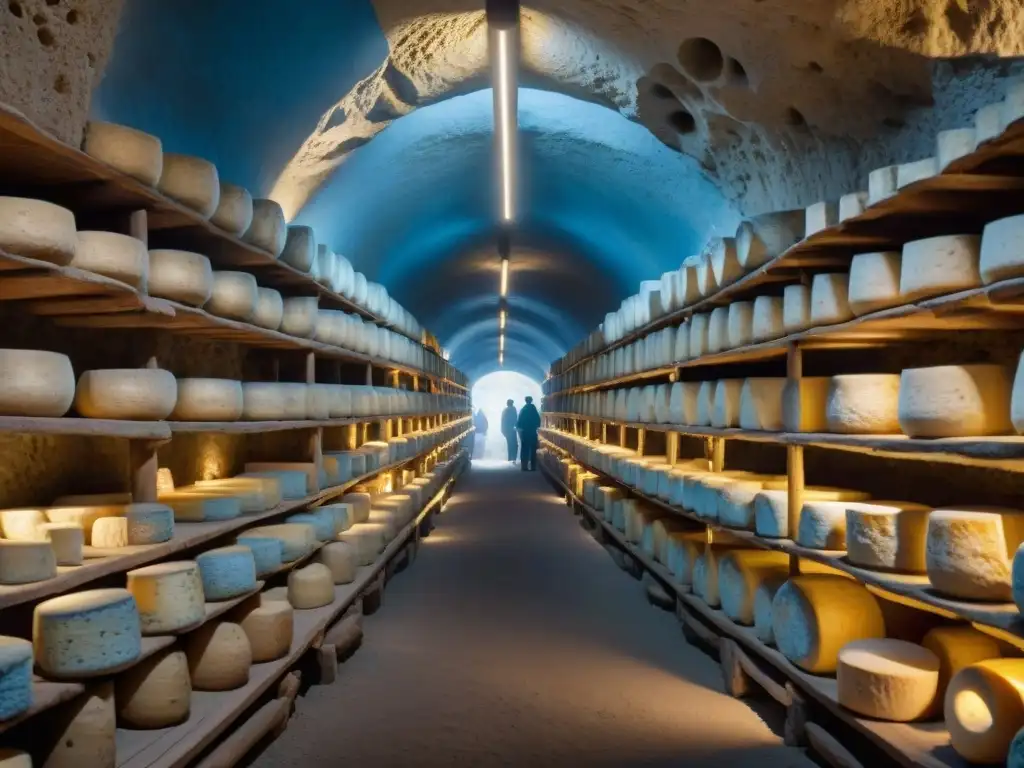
xmin=167 ymin=412 xmax=463 ymax=435
xmin=0 ymin=416 xmax=171 ymax=440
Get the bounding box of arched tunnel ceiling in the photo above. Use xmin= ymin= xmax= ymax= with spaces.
xmin=92 ymin=0 xmax=1024 ymax=381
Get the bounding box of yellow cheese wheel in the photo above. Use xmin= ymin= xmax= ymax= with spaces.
xmin=185 ymin=621 xmax=252 ymax=691
xmin=845 ymin=500 xmax=932 ymax=573
xmin=115 ymin=647 xmax=191 ymax=728
xmin=287 ymin=563 xmax=336 ymax=609
xmin=946 ymin=659 xmax=1024 ymax=763
xmin=926 ymin=507 xmax=1024 ymax=601
xmin=233 ymin=596 xmax=293 ymax=662
xmin=718 ymin=550 xmax=789 ymax=625
xmin=923 ymin=625 xmax=1001 ymax=700
xmin=837 ymin=638 xmax=939 ymax=721
xmin=899 ymin=364 xmax=1013 ymax=438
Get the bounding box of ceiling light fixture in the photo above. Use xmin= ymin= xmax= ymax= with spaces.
xmin=499 ymin=333 xmax=505 ymax=353
xmin=499 ymin=257 xmax=509 ymax=297
xmin=499 ymin=307 xmax=507 ymax=330
xmin=495 ymin=28 xmax=516 ymax=222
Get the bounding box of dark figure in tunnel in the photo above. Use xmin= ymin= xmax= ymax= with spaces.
xmin=501 ymin=399 xmax=518 ymax=463
xmin=516 ymin=396 xmax=541 ymax=471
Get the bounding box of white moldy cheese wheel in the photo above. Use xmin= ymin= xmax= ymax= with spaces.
xmin=899 ymin=235 xmax=981 ymax=301
xmin=869 ymin=165 xmax=899 ymax=204
xmin=825 ymin=374 xmax=901 ymax=434
xmin=797 ymin=500 xmax=855 ymax=550
xmin=782 ymin=377 xmax=830 ymax=433
xmin=171 ymin=378 xmax=243 ymax=421
xmin=922 ymin=625 xmax=1001 ymax=700
xmin=711 ymin=379 xmax=743 ymax=428
xmin=710 ymin=237 xmax=742 ymax=288
xmin=689 ymin=313 xmax=709 ymax=359
xmin=243 ymin=199 xmax=287 ymax=256
xmin=981 ymin=214 xmax=1024 ymax=285
xmin=810 ymin=273 xmax=853 ymax=326
xmin=319 ymin=541 xmax=357 ymax=584
xmin=234 ymin=597 xmax=293 ymax=662
xmin=91 ymin=517 xmax=129 ymax=549
xmin=0 ymin=197 xmax=76 ymax=265
xmin=243 ymin=524 xmax=316 ymax=562
xmin=898 ymin=364 xmax=1013 ymax=437
xmin=71 ymin=232 xmax=148 ymax=290
xmin=938 ymin=128 xmax=975 ymax=170
xmin=287 ymin=563 xmax=335 ymax=609
xmin=83 ymin=121 xmax=163 ymax=185
xmin=837 ymin=639 xmax=940 ymax=722
xmin=897 ymin=157 xmax=938 ymax=188
xmin=75 ymin=368 xmax=178 ymax=420
xmin=33 ymin=588 xmax=142 ymax=677
xmin=0 ymin=540 xmax=55 ymax=584
xmin=0 ymin=508 xmax=45 ymax=541
xmin=241 ymin=382 xmax=306 ymax=421
xmin=206 ymin=271 xmax=258 ymax=321
xmin=771 ymin=575 xmax=885 ymax=674
xmin=281 ymin=226 xmax=316 ymax=273
xmin=839 ymin=191 xmax=869 ymax=222
xmin=0 ymin=349 xmax=75 ymax=417
xmin=0 ymin=637 xmax=32 ymax=720
xmin=718 ymin=550 xmax=789 ymax=624
xmin=727 ymin=301 xmax=753 ymax=348
xmin=805 ymin=200 xmax=838 ymax=236
xmin=782 ymin=284 xmax=811 ymax=334
xmin=196 ymin=546 xmax=257 ymax=601
xmin=253 ymin=287 xmax=284 ymax=330
xmin=845 ymin=501 xmax=932 ymax=573
xmin=707 ymin=307 xmax=729 ymax=354
xmin=945 ymin=659 xmax=1024 ymax=763
xmin=147 ymin=249 xmax=214 ymax=306
xmin=753 ymin=573 xmax=789 ymax=645
xmin=39 ymin=523 xmax=84 ymax=566
xmin=751 ymin=296 xmax=784 ymax=342
xmin=848 ymin=251 xmax=902 ymax=316
xmin=157 ymin=154 xmax=220 ymax=218
xmin=127 ymin=561 xmax=205 ymax=635
xmin=739 ymin=378 xmax=785 ymax=431
xmin=185 ymin=621 xmax=252 ymax=691
xmin=280 ymin=297 xmax=319 ymax=338
xmin=926 ymin=507 xmax=1024 ymax=600
xmin=210 ymin=183 xmax=254 ymax=236
xmin=338 ymin=526 xmax=381 ymax=566
xmin=735 ymin=210 xmax=804 ymax=270
xmin=115 ymin=647 xmax=191 ymax=729
xmin=695 ymin=381 xmax=715 ymax=426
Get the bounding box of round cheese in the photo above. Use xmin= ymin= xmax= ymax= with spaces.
xmin=252 ymin=287 xmax=284 ymax=331
xmin=159 ymin=493 xmax=240 ymax=522
xmin=718 ymin=481 xmax=778 ymax=530
xmin=805 ymin=200 xmax=838 ymax=236
xmin=694 ymin=381 xmax=715 ymax=427
xmin=147 ymin=249 xmax=214 ymax=306
xmin=83 ymin=121 xmax=163 ymax=185
xmin=945 ymin=659 xmax=1024 ymax=763
xmin=739 ymin=377 xmax=785 ymax=431
xmin=210 ymin=183 xmax=254 ymax=236
xmin=753 ymin=573 xmax=789 ymax=644
xmin=900 ymin=235 xmax=981 ymax=301
xmin=0 ymin=508 xmax=45 ymax=541
xmin=115 ymin=647 xmax=190 ymax=729
xmin=235 ymin=597 xmax=293 ymax=662
xmin=196 ymin=546 xmax=257 ymax=601
xmin=0 ymin=349 xmax=75 ymax=417
xmin=782 ymin=377 xmax=830 ymax=433
xmin=825 ymin=374 xmax=901 ymax=434
xmin=44 ymin=504 xmax=124 ymax=543
xmin=718 ymin=550 xmax=790 ymax=624
xmin=38 ymin=681 xmax=115 ymax=767
xmin=39 ymin=523 xmax=83 ymax=566
xmin=839 ymin=191 xmax=869 ymax=222
xmin=319 ymin=541 xmax=357 ymax=584
xmin=845 ymin=501 xmax=932 ymax=573
xmin=710 ymin=237 xmax=741 ymax=288
xmin=938 ymin=128 xmax=975 ymax=170
xmin=926 ymin=507 xmax=1024 ymax=601
xmin=771 ymin=575 xmax=885 ymax=674
xmin=341 ymin=493 xmax=372 ymax=524
xmin=837 ymin=639 xmax=940 ymax=721
xmin=693 ymin=550 xmax=723 ymax=607
xmin=91 ymin=517 xmax=129 ymax=549
xmin=235 ymin=536 xmax=284 ymax=578
xmin=281 ymin=226 xmax=315 ymax=273
xmin=923 ymin=626 xmax=1001 ymax=701
xmin=736 ymin=210 xmax=804 ymax=269
xmin=241 ymin=382 xmax=307 ymax=421
xmin=280 ymin=297 xmax=319 ymax=338
xmin=242 ymin=524 xmax=316 ymax=562
xmin=898 ymin=157 xmax=938 ymax=188
xmin=287 ymin=563 xmax=335 ymax=609
xmin=243 ymin=199 xmax=287 ymax=256
xmin=751 ymin=296 xmax=784 ymax=343
xmin=185 ymin=621 xmax=251 ymax=691
xmin=338 ymin=526 xmax=382 ymax=565
xmin=286 ymin=512 xmax=333 ymax=542
xmin=71 ymin=232 xmax=148 ymax=290
xmin=0 ymin=540 xmax=55 ymax=584
xmin=981 ymin=214 xmax=1024 ymax=285
xmin=898 ymin=364 xmax=1013 ymax=437
xmin=782 ymin=284 xmax=812 ymax=334
xmin=206 ymin=271 xmax=258 ymax=321
xmin=810 ymin=273 xmax=853 ymax=326
xmin=689 ymin=313 xmax=710 ymax=359
xmin=0 ymin=637 xmax=32 ymax=720
xmin=171 ymin=378 xmax=243 ymax=421
xmin=726 ymin=301 xmax=754 ymax=349
xmin=848 ymin=251 xmax=902 ymax=316
xmin=127 ymin=561 xmax=205 ymax=635
xmin=711 ymin=379 xmax=743 ymax=427
xmin=707 ymin=307 xmax=730 ymax=354
xmin=75 ymin=368 xmax=177 ymax=420
xmin=0 ymin=197 xmax=76 ymax=265
xmin=241 ymin=470 xmax=306 ymax=500
xmin=33 ymin=589 xmax=141 ymax=677
xmin=869 ymin=164 xmax=899 ymax=204
xmin=157 ymin=154 xmax=220 ymax=218
xmin=306 ymin=384 xmax=332 ymax=420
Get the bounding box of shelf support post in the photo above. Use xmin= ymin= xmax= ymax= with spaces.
xmin=786 ymin=342 xmax=804 ymax=576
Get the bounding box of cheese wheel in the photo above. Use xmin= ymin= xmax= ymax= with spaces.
xmin=115 ymin=647 xmax=191 ymax=728
xmin=0 ymin=751 xmax=30 ymax=768
xmin=252 ymin=287 xmax=284 ymax=331
xmin=710 ymin=238 xmax=741 ymax=288
xmin=287 ymin=563 xmax=335 ymax=609
xmin=751 ymin=296 xmax=784 ymax=342
xmin=711 ymin=379 xmax=743 ymax=427
xmin=694 ymin=380 xmax=715 ymax=427
xmin=171 ymin=378 xmax=243 ymax=421
xmin=900 ymin=235 xmax=981 ymax=301
xmin=243 ymin=199 xmax=287 ymax=256
xmin=718 ymin=550 xmax=789 ymax=624
xmin=837 ymin=638 xmax=939 ymax=721
xmin=235 ymin=536 xmax=284 ymax=578
xmin=848 ymin=251 xmax=902 ymax=316
xmin=338 ymin=526 xmax=382 ymax=565
xmin=797 ymin=501 xmax=855 ymax=550
xmin=91 ymin=517 xmax=129 ymax=548
xmin=0 ymin=349 xmax=75 ymax=417
xmin=975 ymin=101 xmax=1003 ymax=146
xmin=240 ymin=382 xmax=306 ymax=421
xmin=718 ymin=481 xmax=780 ymax=530
xmin=157 ymin=154 xmax=220 ymax=218
xmin=805 ymin=200 xmax=838 ymax=236
xmin=341 ymin=493 xmax=372 ymax=524
xmin=726 ymin=302 xmax=754 ymax=349
xmin=242 ymin=524 xmax=316 ymax=562
xmin=0 ymin=540 xmax=55 ymax=584
xmin=693 ymin=549 xmax=727 ymax=607
xmin=689 ymin=313 xmax=710 ymax=359
xmin=898 ymin=364 xmax=1013 ymax=437
xmin=981 ymin=214 xmax=1024 ymax=286
xmin=938 ymin=128 xmax=975 ymax=170
xmin=782 ymin=377 xmax=830 ymax=432
xmin=75 ymin=368 xmax=177 ymax=420
xmin=0 ymin=637 xmax=32 ymax=720
xmin=44 ymin=504 xmax=124 ymax=543
xmin=825 ymin=374 xmax=901 ymax=434
xmin=281 ymin=226 xmax=315 ymax=273
xmin=839 ymin=191 xmax=869 ymax=222
xmin=185 ymin=621 xmax=251 ymax=691
xmin=810 ymin=273 xmax=853 ymax=326
xmin=664 ymin=532 xmax=705 ymax=584
xmin=71 ymin=232 xmax=148 ymax=290
xmin=0 ymin=508 xmax=46 ymax=541
xmin=0 ymin=197 xmax=76 ymax=265
xmin=206 ymin=271 xmax=258 ymax=321
xmin=38 ymin=523 xmax=83 ymax=566
xmin=869 ymin=165 xmax=899 ymax=204
xmin=757 ymin=487 xmax=873 ymax=540
xmin=245 ymin=462 xmax=318 ymax=493
xmin=706 ymin=307 xmax=729 ymax=354
xmin=319 ymin=541 xmax=357 ymax=584
xmin=234 ymin=596 xmax=293 ymax=662
xmin=845 ymin=501 xmax=932 ymax=572
xmin=147 ymin=249 xmax=214 ymax=306
xmin=83 ymin=121 xmax=163 ymax=185
xmin=210 ymin=183 xmax=254 ymax=236
xmin=782 ymin=284 xmax=811 ymax=334
xmin=196 ymin=546 xmax=257 ymax=601
xmin=195 ymin=477 xmax=282 ymax=509
xmin=926 ymin=507 xmax=1024 ymax=600
xmin=127 ymin=561 xmax=205 ymax=635
xmin=280 ymin=297 xmax=319 ymax=338
xmin=306 ymin=384 xmax=332 ymax=420
xmin=771 ymin=575 xmax=885 ymax=674
xmin=753 ymin=573 xmax=789 ymax=644
xmin=33 ymin=589 xmax=141 ymax=677
xmin=159 ymin=493 xmax=240 ymax=523
xmin=897 ymin=157 xmax=938 ymax=189
xmin=240 ymin=469 xmax=306 ymax=500
xmin=923 ymin=626 xmax=1001 ymax=701
xmin=739 ymin=378 xmax=785 ymax=431
xmin=945 ymin=659 xmax=1024 ymax=763
xmin=38 ymin=681 xmax=115 ymax=768
xmin=736 ymin=210 xmax=804 ymax=269
xmin=286 ymin=512 xmax=334 ymax=542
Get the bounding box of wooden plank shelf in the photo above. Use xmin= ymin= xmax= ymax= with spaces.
xmin=0 ymin=416 xmax=171 ymax=440
xmin=167 ymin=413 xmax=463 ymax=435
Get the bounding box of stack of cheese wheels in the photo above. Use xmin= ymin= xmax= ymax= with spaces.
xmin=147 ymin=249 xmax=214 ymax=306
xmin=242 ymin=523 xmax=316 ymax=563
xmin=83 ymin=121 xmax=163 ymax=185
xmin=0 ymin=637 xmax=32 ymax=719
xmin=899 ymin=234 xmax=981 ymax=302
xmin=0 ymin=540 xmax=56 ymax=584
xmin=847 ymin=251 xmax=902 ymax=316
xmin=206 ymin=272 xmax=259 ymax=321
xmin=287 ymin=563 xmax=335 ymax=609
xmin=185 ymin=621 xmax=252 ymax=691
xmin=898 ymin=364 xmax=1013 ymax=437
xmin=33 ymin=589 xmax=142 ymax=677
xmin=945 ymin=659 xmax=1024 ymax=763
xmin=771 ymin=575 xmax=885 ymax=674
xmin=243 ymin=199 xmax=287 ymax=256
xmin=922 ymin=625 xmax=1000 ymax=706
xmin=39 ymin=522 xmax=84 ymax=566
xmin=782 ymin=377 xmax=830 ymax=433
xmin=0 ymin=349 xmax=76 ymax=417
xmin=825 ymin=374 xmax=901 ymax=434
xmin=211 ymin=183 xmax=254 ymax=236
xmin=127 ymin=561 xmax=205 ymax=635
xmin=926 ymin=507 xmax=1024 ymax=600
xmin=157 ymin=154 xmax=220 ymax=218
xmin=196 ymin=546 xmax=257 ymax=600
xmin=845 ymin=500 xmax=932 ymax=572
xmin=235 ymin=535 xmax=284 ymax=578
xmin=115 ymin=647 xmax=191 ymax=729
xmin=232 ymin=594 xmax=293 ymax=662
xmin=718 ymin=550 xmax=790 ymax=624
xmin=71 ymin=232 xmax=148 ymax=290
xmin=38 ymin=681 xmax=116 ymax=767
xmin=837 ymin=639 xmax=940 ymax=721
xmin=171 ymin=378 xmax=243 ymax=421
xmin=253 ymin=287 xmax=284 ymax=330
xmin=0 ymin=197 xmax=77 ymax=265
xmin=241 ymin=382 xmax=307 ymax=420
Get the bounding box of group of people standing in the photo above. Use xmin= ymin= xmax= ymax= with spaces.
xmin=472 ymin=396 xmax=541 ymax=470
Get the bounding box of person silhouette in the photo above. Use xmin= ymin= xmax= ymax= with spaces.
xmin=501 ymin=399 xmax=518 ymax=463
xmin=515 ymin=396 xmax=541 ymax=471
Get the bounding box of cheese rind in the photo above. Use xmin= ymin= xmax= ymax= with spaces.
xmin=253 ymin=288 xmax=284 ymax=331
xmin=900 ymin=235 xmax=981 ymax=301
xmin=337 ymin=526 xmax=382 ymax=566
xmin=71 ymin=232 xmax=148 ymax=290
xmin=0 ymin=508 xmax=46 ymax=541
xmin=805 ymin=201 xmax=838 ymax=236
xmin=0 ymin=637 xmax=32 ymax=720
xmin=753 ymin=574 xmax=789 ymax=645
xmin=115 ymin=648 xmax=191 ymax=729
xmin=185 ymin=621 xmax=252 ymax=691
xmin=159 ymin=493 xmax=241 ymax=523
xmin=782 ymin=377 xmax=830 ymax=433
xmin=0 ymin=541 xmax=56 ymax=584
xmin=235 ymin=536 xmax=284 ymax=578
xmin=241 ymin=524 xmax=316 ymax=562
xmin=157 ymin=154 xmax=220 ymax=218
xmin=171 ymin=379 xmax=243 ymax=422
xmin=0 ymin=197 xmax=76 ymax=265
xmin=718 ymin=550 xmax=789 ymax=624
xmin=196 ymin=546 xmax=257 ymax=601
xmin=319 ymin=542 xmax=357 ymax=584
xmin=739 ymin=378 xmax=785 ymax=431
xmin=75 ymin=368 xmax=178 ymax=420
xmin=39 ymin=523 xmax=84 ymax=566
xmin=826 ymin=374 xmax=901 ymax=434
xmin=281 ymin=226 xmax=316 ymax=273
xmin=243 ymin=199 xmax=287 ymax=256
xmin=127 ymin=561 xmax=205 ymax=635
xmin=37 ymin=681 xmax=115 ymax=767
xmin=898 ymin=365 xmax=1013 ymax=437
xmin=845 ymin=501 xmax=932 ymax=573
xmin=280 ymin=297 xmax=319 ymax=339
xmin=797 ymin=501 xmax=853 ymax=550
xmin=782 ymin=284 xmax=811 ymax=334
xmin=922 ymin=626 xmax=1001 ymax=700
xmin=751 ymin=296 xmax=784 ymax=342
xmin=839 ymin=192 xmax=869 ymax=222
xmin=869 ymin=165 xmax=899 ymax=204
xmin=848 ymin=251 xmax=902 ymax=316
xmin=837 ymin=639 xmax=940 ymax=722
xmin=287 ymin=563 xmax=335 ymax=609
xmin=926 ymin=507 xmax=1024 ymax=601
xmin=981 ymin=214 xmax=1024 ymax=285
xmin=83 ymin=121 xmax=163 ymax=185
xmin=147 ymin=249 xmax=213 ymax=306
xmin=896 ymin=157 xmax=938 ymax=189
xmin=711 ymin=379 xmax=744 ymax=427
xmin=91 ymin=517 xmax=129 ymax=549
xmin=234 ymin=598 xmax=293 ymax=662
xmin=210 ymin=183 xmax=254 ymax=236
xmin=286 ymin=512 xmax=334 ymax=542
xmin=810 ymin=273 xmax=853 ymax=326
xmin=33 ymin=589 xmax=142 ymax=677
xmin=206 ymin=271 xmax=258 ymax=322
xmin=0 ymin=349 xmax=75 ymax=417
xmin=945 ymin=659 xmax=1024 ymax=763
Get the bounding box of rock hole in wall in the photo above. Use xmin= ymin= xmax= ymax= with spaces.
xmin=668 ymin=109 xmax=696 ymax=135
xmin=677 ymin=37 xmax=724 ymax=83
xmin=45 ymin=0 xmax=59 ymax=5
xmin=807 ymin=61 xmax=823 ymax=73
xmin=32 ymin=12 xmax=44 ymax=24
xmin=726 ymin=58 xmax=749 ymax=87
xmin=651 ymin=83 xmax=675 ymax=99
xmin=785 ymin=107 xmax=807 ymax=128
xmin=87 ymin=52 xmax=95 ymax=67
xmin=7 ymin=1 xmax=22 ymax=17
xmin=66 ymin=9 xmax=77 ymax=24
xmin=54 ymin=74 xmax=68 ymax=94
xmin=37 ymin=26 xmax=55 ymax=47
